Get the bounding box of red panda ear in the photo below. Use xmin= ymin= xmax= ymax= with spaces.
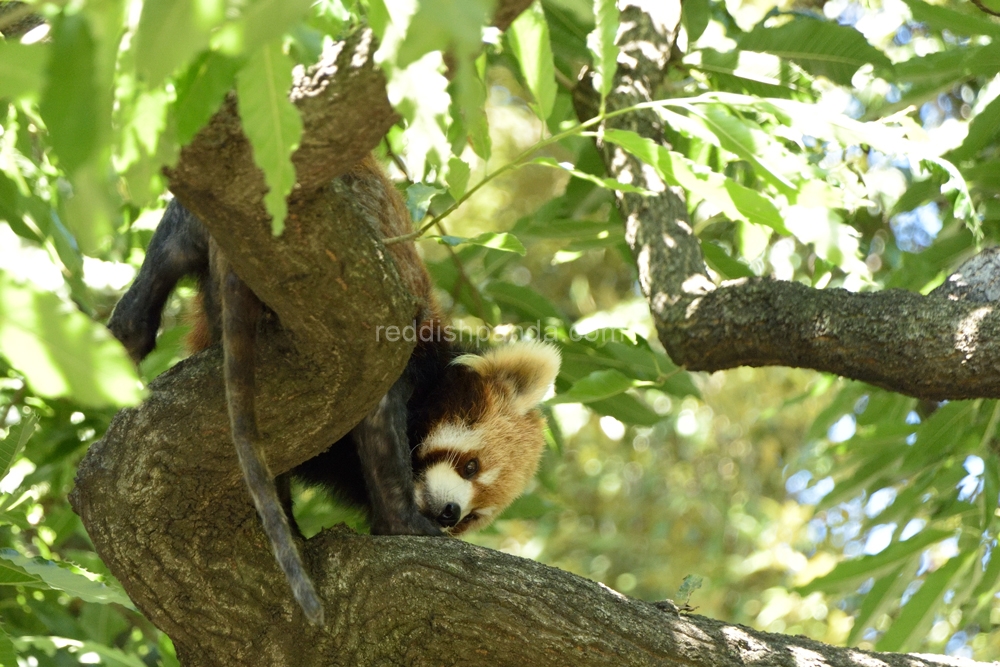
xmin=455 ymin=341 xmax=561 ymax=414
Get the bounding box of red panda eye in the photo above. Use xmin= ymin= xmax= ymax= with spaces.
xmin=462 ymin=458 xmax=479 ymax=479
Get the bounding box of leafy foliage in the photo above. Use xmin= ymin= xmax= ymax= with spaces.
xmin=1 ymin=0 xmax=1000 ymax=662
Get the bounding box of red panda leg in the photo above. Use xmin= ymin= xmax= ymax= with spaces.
xmin=353 ymin=374 xmax=442 ymax=536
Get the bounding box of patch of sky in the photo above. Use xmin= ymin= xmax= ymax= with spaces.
xmin=865 ymin=488 xmax=897 ymax=518
xmin=828 ymin=414 xmax=856 ymax=443
xmin=900 ymin=519 xmax=926 ymax=541
xmin=957 ymin=455 xmax=985 ymax=502
xmin=799 ymin=477 xmax=835 ymax=505
xmin=863 ymin=523 xmax=897 ymax=555
xmin=890 ymin=202 xmax=942 ymax=253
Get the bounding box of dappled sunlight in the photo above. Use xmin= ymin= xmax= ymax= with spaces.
xmin=954 ymin=306 xmax=992 ymax=361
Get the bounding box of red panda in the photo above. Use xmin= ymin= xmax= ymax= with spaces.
xmin=108 ymin=154 xmax=560 ymax=624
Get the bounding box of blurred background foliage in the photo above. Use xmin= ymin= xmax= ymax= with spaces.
xmin=2 ymin=0 xmax=1000 ymax=663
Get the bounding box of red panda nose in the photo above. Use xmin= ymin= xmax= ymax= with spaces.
xmin=437 ymin=503 xmax=461 ymax=528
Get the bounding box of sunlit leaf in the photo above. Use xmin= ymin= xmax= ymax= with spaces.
xmin=799 ymin=529 xmax=952 ymax=593
xmin=682 ymin=0 xmax=710 ymax=42
xmin=405 ymin=183 xmax=442 ymax=223
xmin=434 ymin=232 xmax=527 ymax=255
xmin=508 ymin=2 xmax=557 ymax=119
xmin=0 ymin=550 xmax=134 ymax=608
xmin=550 ymin=369 xmax=634 ymax=404
xmin=0 ymin=626 xmax=14 ymax=667
xmin=0 ymin=42 xmax=46 ymax=101
xmin=587 ymin=0 xmax=618 ymax=105
xmin=739 ymin=18 xmax=891 ymax=86
xmin=876 ymin=552 xmax=973 ymax=651
xmin=0 ymin=412 xmax=35 ymax=482
xmin=174 ymin=51 xmax=244 ymax=144
xmin=14 ymin=636 xmax=146 ymax=667
xmin=847 ymin=565 xmax=907 ymax=645
xmin=236 ymin=40 xmax=303 ymax=235
xmin=0 ymin=275 xmax=143 ymax=407
xmin=950 ymin=94 xmax=1000 ymax=162
xmin=38 ymin=14 xmax=97 ymax=173
xmin=135 ymin=0 xmax=222 ymax=86
xmin=217 ymin=0 xmax=313 ymax=55
xmin=901 ymin=0 xmax=1000 ymax=39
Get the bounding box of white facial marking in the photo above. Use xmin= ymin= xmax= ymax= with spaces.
xmin=423 ymin=461 xmax=474 ymax=515
xmin=478 ymin=468 xmax=500 ymax=486
xmin=422 ymin=423 xmax=481 ymax=455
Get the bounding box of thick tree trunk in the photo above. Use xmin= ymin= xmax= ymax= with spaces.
xmin=71 ymin=1 xmax=1000 ymax=665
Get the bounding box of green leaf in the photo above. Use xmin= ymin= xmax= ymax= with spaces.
xmin=550 ymin=369 xmax=634 ymax=404
xmin=685 ymin=48 xmax=811 ymax=99
xmin=174 ymin=51 xmax=244 ymax=144
xmin=587 ymin=0 xmax=618 ymax=105
xmin=588 ymin=393 xmax=661 ymax=426
xmin=901 ymin=0 xmax=1000 ymax=39
xmin=0 ymin=275 xmax=143 ymax=407
xmin=38 ymin=14 xmax=97 ymax=174
xmin=508 ymin=2 xmax=557 ymax=120
xmin=455 ymin=57 xmax=491 ymax=161
xmin=0 ymin=550 xmax=134 ymax=608
xmin=434 ymin=232 xmax=527 ymax=255
xmin=0 ymin=626 xmax=15 ymax=667
xmin=483 ymin=282 xmax=564 ymax=323
xmin=876 ymin=552 xmax=972 ymax=652
xmin=217 ymin=0 xmax=314 ymax=56
xmin=799 ymin=529 xmax=952 ymax=594
xmin=949 ymin=94 xmax=1000 ymax=163
xmin=0 ymin=42 xmax=46 ymax=101
xmin=236 ymin=41 xmax=303 ymax=235
xmin=603 ymin=128 xmax=789 ymax=234
xmin=446 ymin=157 xmax=471 ymax=199
xmin=396 ymin=0 xmax=492 ymax=67
xmin=135 ymin=0 xmax=222 ymax=86
xmin=14 ymin=636 xmax=146 ymax=667
xmin=847 ymin=565 xmax=907 ymax=645
xmin=405 ymin=183 xmax=442 ymax=223
xmin=738 ymin=18 xmax=891 ymax=86
xmin=701 ymin=240 xmax=754 ymax=279
xmin=0 ymin=555 xmax=41 ymax=586
xmin=530 ymin=157 xmax=652 ymax=194
xmin=0 ymin=412 xmax=35 ymax=483
xmin=682 ymin=0 xmax=711 ymax=42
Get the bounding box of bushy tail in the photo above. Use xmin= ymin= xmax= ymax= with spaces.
xmin=221 ymin=270 xmax=325 ymax=626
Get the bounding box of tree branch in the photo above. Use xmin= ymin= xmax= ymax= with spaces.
xmin=583 ymin=0 xmax=1000 ymax=402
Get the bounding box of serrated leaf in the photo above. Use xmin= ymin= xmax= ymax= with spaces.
xmin=174 ymin=51 xmax=244 ymax=144
xmin=739 ymin=18 xmax=891 ymax=86
xmin=0 ymin=550 xmax=134 ymax=608
xmin=0 ymin=555 xmax=41 ymax=586
xmin=236 ymin=41 xmax=302 ymax=235
xmin=135 ymin=0 xmax=221 ymax=86
xmin=876 ymin=552 xmax=972 ymax=652
xmin=799 ymin=529 xmax=952 ymax=594
xmin=603 ymin=128 xmax=789 ymax=233
xmin=549 ymin=369 xmax=633 ymax=404
xmin=0 ymin=42 xmax=47 ymax=101
xmin=0 ymin=275 xmax=143 ymax=407
xmin=455 ymin=57 xmax=491 ymax=161
xmin=0 ymin=412 xmax=35 ymax=483
xmin=901 ymin=0 xmax=1000 ymax=39
xmin=38 ymin=14 xmax=97 ymax=174
xmin=508 ymin=2 xmax=557 ymax=120
xmin=434 ymin=232 xmax=526 ymax=255
xmin=587 ymin=0 xmax=618 ymax=105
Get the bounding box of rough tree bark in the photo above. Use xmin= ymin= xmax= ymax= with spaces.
xmin=70 ymin=0 xmax=1000 ymax=665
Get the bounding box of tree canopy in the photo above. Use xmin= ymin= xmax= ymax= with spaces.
xmin=2 ymin=0 xmax=1000 ymax=664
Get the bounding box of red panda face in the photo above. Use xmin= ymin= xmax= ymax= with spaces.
xmin=413 ymin=340 xmax=560 ymax=535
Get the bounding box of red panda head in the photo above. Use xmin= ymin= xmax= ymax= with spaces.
xmin=413 ymin=340 xmax=560 ymax=535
